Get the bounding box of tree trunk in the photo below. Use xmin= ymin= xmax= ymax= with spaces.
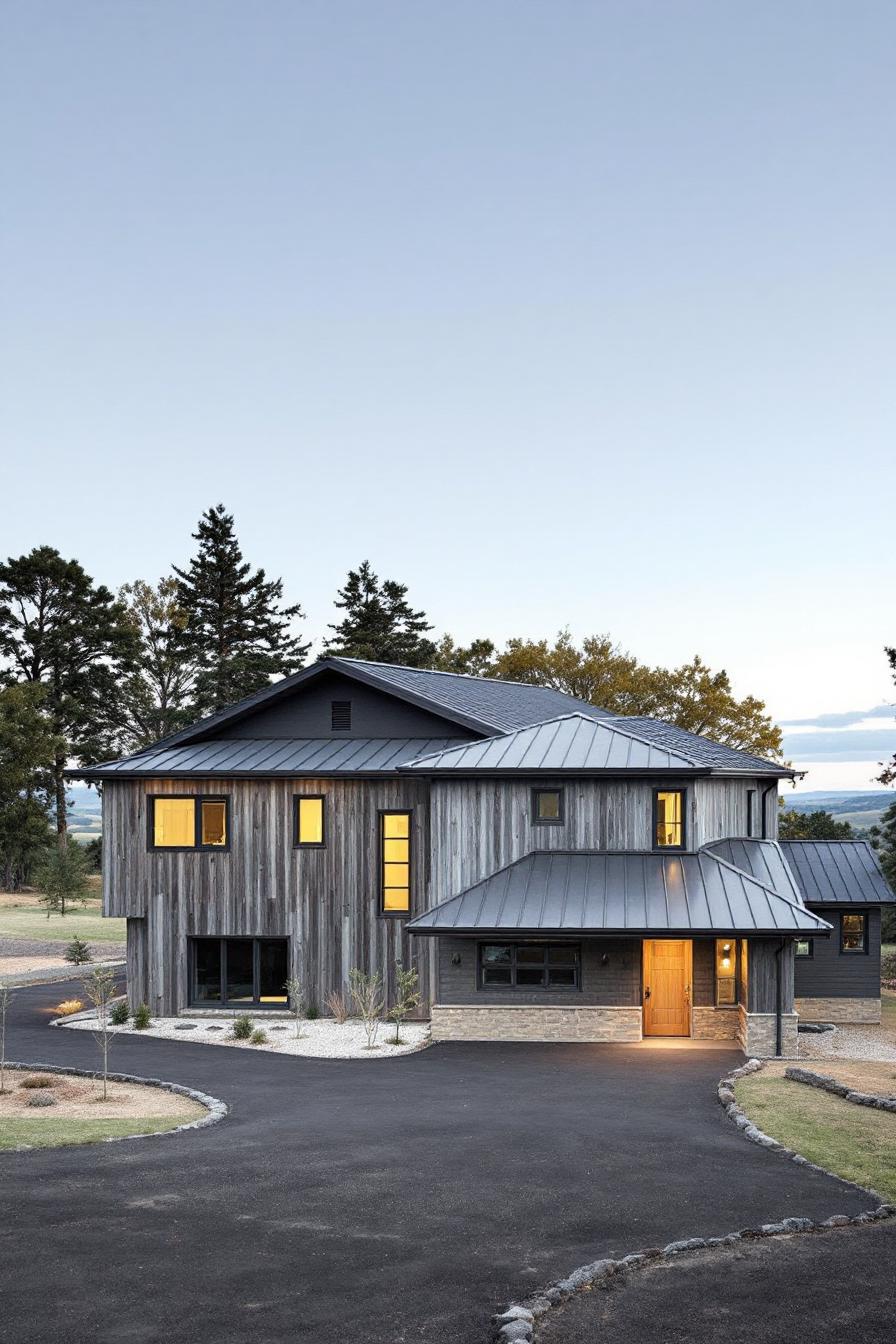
xmin=55 ymin=753 xmax=67 ymax=851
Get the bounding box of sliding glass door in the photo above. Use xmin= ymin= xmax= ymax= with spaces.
xmin=190 ymin=938 xmax=288 ymax=1008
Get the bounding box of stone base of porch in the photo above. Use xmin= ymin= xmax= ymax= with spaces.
xmin=691 ymin=1006 xmax=740 ymax=1040
xmin=738 ymin=1005 xmax=799 ymax=1057
xmin=795 ymin=996 xmax=881 ymax=1025
xmin=429 ymin=1004 xmax=643 ymax=1043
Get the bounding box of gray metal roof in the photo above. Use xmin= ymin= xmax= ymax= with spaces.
xmin=81 ymin=738 xmax=466 ymax=779
xmin=705 ymin=839 xmax=804 ymax=903
xmin=407 ymin=849 xmax=832 ymax=937
xmin=779 ymin=841 xmax=896 ymax=905
xmin=608 ymin=718 xmax=788 ymax=775
xmin=402 ymin=712 xmax=791 ymax=777
xmin=401 ymin=714 xmax=702 ymax=774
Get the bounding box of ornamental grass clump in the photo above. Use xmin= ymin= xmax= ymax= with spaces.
xmin=349 ymin=968 xmax=384 ymax=1050
xmin=19 ymin=1074 xmax=53 ymax=1089
xmin=55 ymin=999 xmax=84 ymax=1016
xmin=250 ymin=1027 xmax=268 ymax=1045
xmin=26 ymin=1090 xmax=57 ymax=1108
xmin=324 ymin=990 xmax=349 ymax=1024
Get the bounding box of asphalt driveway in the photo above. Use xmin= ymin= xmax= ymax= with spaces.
xmin=0 ymin=982 xmax=878 ymax=1344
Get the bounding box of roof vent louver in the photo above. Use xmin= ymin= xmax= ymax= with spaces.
xmin=331 ymin=700 xmax=352 ymax=731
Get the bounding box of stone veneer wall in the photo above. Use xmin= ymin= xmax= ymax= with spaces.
xmin=737 ymin=1004 xmax=799 ymax=1057
xmin=429 ymin=1004 xmax=643 ymax=1043
xmin=795 ymin=997 xmax=881 ymax=1025
xmin=691 ymin=1006 xmax=740 ymax=1040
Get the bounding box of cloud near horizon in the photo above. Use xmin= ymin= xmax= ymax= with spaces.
xmin=780 ymin=704 xmax=895 ymax=730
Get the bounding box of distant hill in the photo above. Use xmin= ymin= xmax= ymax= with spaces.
xmin=66 ymin=783 xmax=102 ymax=840
xmin=782 ymin=790 xmax=895 ymax=834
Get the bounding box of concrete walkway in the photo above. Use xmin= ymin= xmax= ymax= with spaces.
xmin=1 ymin=980 xmax=878 ymax=1344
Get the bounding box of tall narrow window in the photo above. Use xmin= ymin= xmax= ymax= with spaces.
xmin=331 ymin=700 xmax=352 ymax=730
xmin=715 ymin=939 xmax=737 ymax=1004
xmin=149 ymin=796 xmax=229 ymax=850
xmin=840 ymin=912 xmax=867 ymax=953
xmin=654 ymin=789 xmax=686 ymax=849
xmin=746 ymin=790 xmax=756 ymax=838
xmin=381 ymin=811 xmax=411 ymax=913
xmin=295 ymin=795 xmax=325 ymax=847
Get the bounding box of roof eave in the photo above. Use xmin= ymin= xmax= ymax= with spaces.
xmin=407 ymin=924 xmax=831 ymax=937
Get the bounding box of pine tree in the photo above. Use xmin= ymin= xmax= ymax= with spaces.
xmin=0 ymin=547 xmax=137 ymax=841
xmin=174 ymin=505 xmax=309 ymax=716
xmin=322 ymin=561 xmax=436 ymax=666
xmin=870 ymin=799 xmax=896 ymax=940
xmin=117 ymin=577 xmax=196 ymax=749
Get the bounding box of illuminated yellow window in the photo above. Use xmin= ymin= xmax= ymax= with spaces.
xmin=153 ymin=798 xmax=195 ymax=848
xmin=715 ymin=938 xmax=737 ymax=1005
xmin=150 ymin=795 xmax=229 ymax=850
xmin=296 ymin=796 xmax=325 ymax=847
xmin=200 ymin=800 xmax=227 ymax=847
xmin=654 ymin=790 xmax=685 ymax=848
xmin=381 ymin=812 xmax=411 ymax=912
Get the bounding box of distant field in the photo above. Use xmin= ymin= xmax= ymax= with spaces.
xmin=0 ymin=893 xmax=123 ymax=944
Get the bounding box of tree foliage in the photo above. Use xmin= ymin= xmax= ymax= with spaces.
xmin=870 ymin=798 xmax=896 ymax=941
xmin=778 ymin=808 xmax=854 ymax=841
xmin=34 ymin=838 xmax=92 ymax=916
xmin=117 ymin=577 xmax=196 ymax=749
xmin=877 ymin=646 xmax=896 ymax=786
xmin=0 ymin=683 xmax=60 ymax=889
xmin=431 ymin=635 xmax=497 ymax=677
xmin=323 ymin=561 xmax=436 ymax=666
xmin=486 ymin=632 xmax=783 ymax=757
xmin=174 ymin=505 xmax=309 ymax=717
xmin=0 ymin=547 xmax=136 ymax=836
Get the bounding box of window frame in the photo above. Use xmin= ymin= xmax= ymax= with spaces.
xmin=147 ymin=794 xmax=231 ymax=852
xmin=378 ymin=809 xmax=412 ymax=918
xmin=839 ymin=911 xmax=869 ymax=955
xmin=795 ymin=938 xmax=814 ymax=959
xmin=714 ymin=937 xmax=739 ymax=1006
xmin=652 ymin=787 xmax=687 ymax=851
xmin=477 ymin=941 xmax=582 ymax=993
xmin=188 ymin=936 xmax=290 ymax=1009
xmin=293 ymin=794 xmax=327 ymax=849
xmin=531 ymin=787 xmax=565 ymax=827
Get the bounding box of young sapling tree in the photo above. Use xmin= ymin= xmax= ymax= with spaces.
xmin=388 ymin=961 xmax=421 ymax=1045
xmin=81 ymin=965 xmax=117 ymax=1101
xmin=285 ymin=976 xmax=304 ymax=1039
xmin=0 ymin=982 xmax=10 ymax=1094
xmin=349 ymin=968 xmax=384 ymax=1049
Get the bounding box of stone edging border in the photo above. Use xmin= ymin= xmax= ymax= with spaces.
xmin=486 ymin=1058 xmax=894 ymax=1343
xmin=1 ymin=1061 xmax=228 ymax=1151
xmin=784 ymin=1065 xmax=896 ymax=1113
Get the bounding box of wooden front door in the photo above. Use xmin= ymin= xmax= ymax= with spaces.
xmin=643 ymin=940 xmax=691 ymax=1037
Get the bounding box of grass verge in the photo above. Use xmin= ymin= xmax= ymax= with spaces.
xmin=0 ymin=906 xmax=125 ymax=944
xmin=0 ymin=1115 xmax=194 ymax=1150
xmin=881 ymin=989 xmax=896 ymax=1038
xmin=736 ymin=1073 xmax=896 ymax=1202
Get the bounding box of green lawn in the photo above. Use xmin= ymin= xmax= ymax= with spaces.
xmin=0 ymin=904 xmax=125 ymax=944
xmin=0 ymin=1115 xmax=191 ymax=1150
xmin=736 ymin=1074 xmax=896 ymax=1202
xmin=882 ymin=989 xmax=896 ymax=1036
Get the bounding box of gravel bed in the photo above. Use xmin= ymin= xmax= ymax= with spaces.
xmin=58 ymin=1013 xmax=431 ymax=1058
xmin=0 ymin=936 xmax=126 ymax=960
xmin=799 ymin=1025 xmax=896 ymax=1064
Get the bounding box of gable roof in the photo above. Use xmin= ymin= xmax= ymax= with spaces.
xmin=402 ymin=711 xmax=792 ymax=777
xmin=133 ymin=657 xmax=612 ymax=753
xmin=779 ymin=840 xmax=896 ymax=905
xmin=406 ymin=848 xmax=832 ymax=937
xmin=77 ymin=738 xmax=467 ymax=780
xmin=704 ymin=839 xmax=805 ymax=902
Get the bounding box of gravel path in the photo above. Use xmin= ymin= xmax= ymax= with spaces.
xmin=59 ymin=1012 xmax=431 ymax=1058
xmin=0 ymin=935 xmax=125 ymax=960
xmin=800 ymin=1025 xmax=896 ymax=1063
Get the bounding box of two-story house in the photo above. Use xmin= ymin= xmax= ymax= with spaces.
xmin=77 ymin=657 xmax=894 ymax=1056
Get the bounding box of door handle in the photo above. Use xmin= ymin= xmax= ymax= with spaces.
xmin=644 ymin=987 xmax=651 ymax=999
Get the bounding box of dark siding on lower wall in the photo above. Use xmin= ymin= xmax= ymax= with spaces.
xmin=436 ymin=935 xmax=641 ymax=1007
xmin=692 ymin=938 xmax=714 ymax=1007
xmin=794 ymin=906 xmax=881 ymax=999
xmin=747 ymin=938 xmax=795 ymax=1013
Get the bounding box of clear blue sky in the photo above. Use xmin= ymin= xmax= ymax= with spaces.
xmin=2 ymin=2 xmax=894 ymax=787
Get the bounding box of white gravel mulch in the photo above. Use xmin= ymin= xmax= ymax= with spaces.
xmin=799 ymin=1024 xmax=896 ymax=1064
xmin=58 ymin=1013 xmax=431 ymax=1058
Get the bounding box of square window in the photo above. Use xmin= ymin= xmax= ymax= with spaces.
xmin=532 ymin=789 xmax=564 ymax=825
xmin=795 ymin=939 xmax=813 ymax=958
xmin=152 ymin=797 xmax=195 ymax=848
xmin=654 ymin=790 xmax=685 ymax=848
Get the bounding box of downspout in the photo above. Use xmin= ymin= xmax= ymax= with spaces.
xmin=774 ymin=937 xmax=786 ymax=1057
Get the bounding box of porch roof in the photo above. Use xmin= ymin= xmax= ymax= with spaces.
xmin=406 ymin=848 xmax=833 ymax=938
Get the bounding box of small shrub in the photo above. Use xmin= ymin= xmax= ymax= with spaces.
xmin=250 ymin=1027 xmax=268 ymax=1045
xmin=882 ymin=948 xmax=896 ymax=986
xmin=19 ymin=1074 xmax=54 ymax=1089
xmin=55 ymin=999 xmax=84 ymax=1016
xmin=26 ymin=1090 xmax=57 ymax=1108
xmin=324 ymin=990 xmax=349 ymax=1024
xmin=232 ymin=1014 xmax=254 ymax=1040
xmin=109 ymin=1000 xmax=130 ymax=1026
xmin=304 ymin=1004 xmax=319 ymax=1021
xmin=132 ymin=1002 xmax=152 ymax=1030
xmin=64 ymin=936 xmax=92 ymax=966
xmin=285 ymin=976 xmax=304 ymax=1039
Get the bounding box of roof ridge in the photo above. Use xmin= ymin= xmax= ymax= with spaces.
xmin=334 ymin=656 xmax=608 ymax=699
xmin=699 ymin=844 xmax=819 ymax=919
xmin=609 ymin=714 xmax=785 ymax=771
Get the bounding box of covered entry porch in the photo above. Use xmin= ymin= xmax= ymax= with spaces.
xmin=408 ymin=848 xmax=833 ymax=1057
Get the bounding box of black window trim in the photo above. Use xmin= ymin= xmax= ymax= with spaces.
xmin=531 ymin=786 xmax=565 ymax=827
xmin=714 ymin=936 xmax=740 ymax=1007
xmin=293 ymin=793 xmax=327 ymax=849
xmin=188 ymin=935 xmax=290 ymax=1009
xmin=839 ymin=910 xmax=869 ymax=955
xmin=652 ymin=787 xmax=688 ymax=852
xmin=378 ymin=808 xmax=413 ymax=919
xmin=795 ymin=937 xmax=814 ymax=959
xmin=746 ymin=789 xmax=756 ymax=838
xmin=477 ymin=940 xmax=582 ymax=993
xmin=147 ymin=794 xmax=231 ymax=852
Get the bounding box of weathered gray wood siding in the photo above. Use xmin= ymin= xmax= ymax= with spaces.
xmin=746 ymin=938 xmax=795 ymax=1013
xmin=429 ymin=776 xmax=773 ymax=906
xmin=794 ymin=907 xmax=881 ymax=999
xmin=436 ymin=936 xmax=641 ymax=1007
xmin=103 ymin=777 xmax=433 ymax=1016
